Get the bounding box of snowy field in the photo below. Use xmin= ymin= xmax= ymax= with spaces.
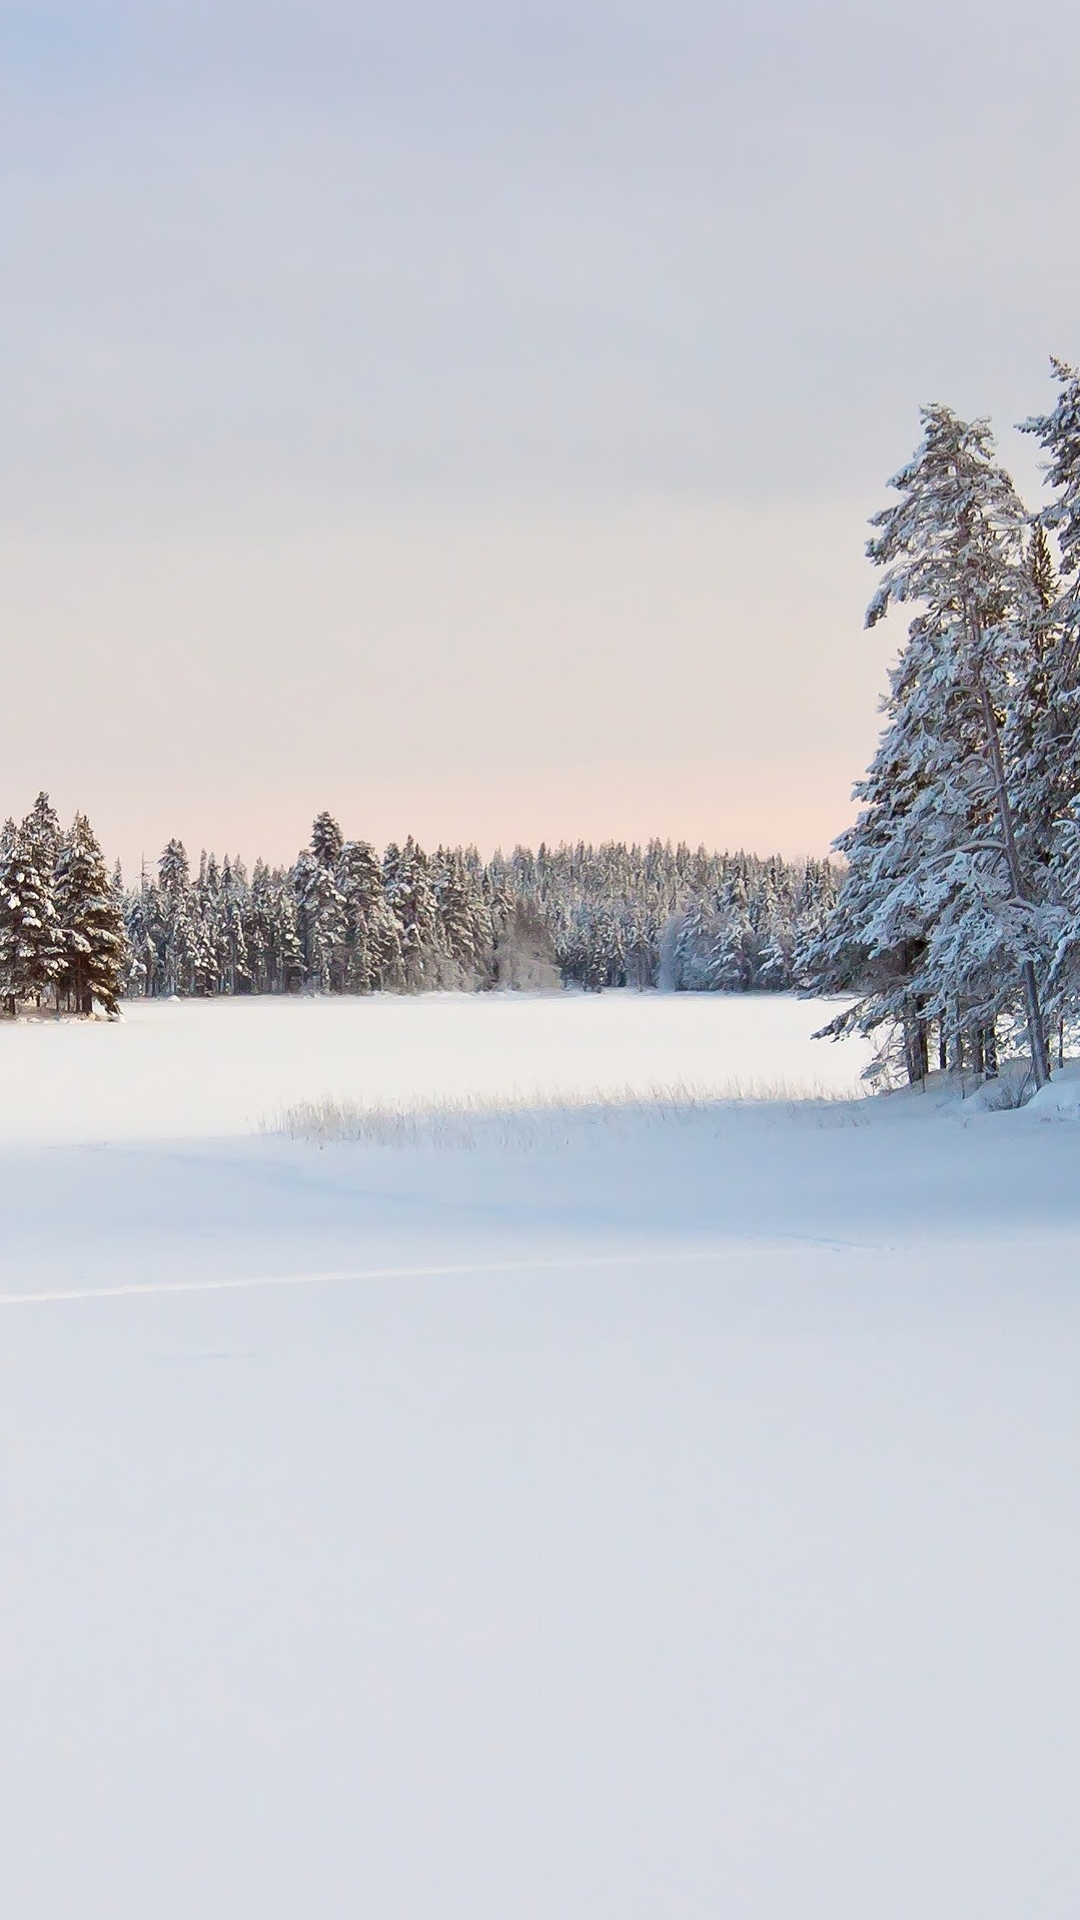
xmin=2 ymin=992 xmax=1080 ymax=1919
xmin=0 ymin=988 xmax=869 ymax=1143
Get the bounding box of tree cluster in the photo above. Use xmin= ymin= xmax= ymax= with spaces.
xmin=122 ymin=824 xmax=528 ymax=1000
xmin=805 ymin=367 xmax=1080 ymax=1087
xmin=491 ymin=841 xmax=838 ymax=992
xmin=117 ymin=822 xmax=831 ymax=1003
xmin=0 ymin=794 xmax=127 ymax=1016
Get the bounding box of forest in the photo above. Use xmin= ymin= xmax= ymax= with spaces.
xmin=0 ymin=797 xmax=837 ymax=1015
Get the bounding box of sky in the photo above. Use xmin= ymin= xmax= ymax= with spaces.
xmin=2 ymin=0 xmax=1080 ymax=872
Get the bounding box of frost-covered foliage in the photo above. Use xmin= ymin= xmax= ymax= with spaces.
xmin=807 ymin=391 xmax=1080 ymax=1084
xmin=112 ymin=823 xmax=833 ymax=1003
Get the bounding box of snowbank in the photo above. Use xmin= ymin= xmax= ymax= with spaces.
xmin=1023 ymin=1058 xmax=1080 ymax=1120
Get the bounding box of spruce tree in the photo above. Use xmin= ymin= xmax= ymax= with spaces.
xmin=709 ymin=875 xmax=754 ymax=990
xmin=23 ymin=791 xmax=61 ymax=874
xmin=122 ymin=883 xmax=156 ymax=998
xmin=384 ymin=838 xmax=439 ymax=991
xmin=808 ymin=405 xmax=1051 ymax=1084
xmin=1020 ymin=361 xmax=1080 ymax=1025
xmin=311 ymin=811 xmax=344 ymax=870
xmin=55 ymin=813 xmax=128 ymax=1015
xmin=0 ymin=823 xmax=64 ymax=1012
xmin=157 ymin=840 xmax=198 ymax=994
xmin=292 ymin=842 xmax=347 ymax=991
xmin=431 ymin=847 xmax=490 ymax=985
xmin=337 ymin=839 xmax=403 ymax=991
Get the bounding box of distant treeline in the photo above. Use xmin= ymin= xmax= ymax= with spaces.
xmin=120 ymin=821 xmax=837 ymax=1001
xmin=0 ymin=795 xmax=838 ymax=1014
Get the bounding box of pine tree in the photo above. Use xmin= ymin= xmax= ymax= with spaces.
xmin=808 ymin=405 xmax=1051 ymax=1084
xmin=23 ymin=791 xmax=61 ymax=874
xmin=1019 ymin=361 xmax=1080 ymax=1026
xmin=384 ymin=838 xmax=439 ymax=991
xmin=311 ymin=811 xmax=344 ymax=870
xmin=336 ymin=839 xmax=402 ymax=991
xmin=431 ymin=847 xmax=493 ymax=986
xmin=0 ymin=822 xmax=64 ymax=1012
xmin=293 ymin=828 xmax=347 ymax=991
xmin=55 ymin=814 xmax=128 ymax=1015
xmin=670 ymin=894 xmax=715 ymax=991
xmin=709 ymin=874 xmax=754 ymax=990
xmin=157 ymin=840 xmax=199 ymax=995
xmin=122 ymin=882 xmax=155 ymax=998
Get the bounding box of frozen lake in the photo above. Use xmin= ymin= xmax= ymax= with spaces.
xmin=0 ymin=988 xmax=872 ymax=1143
xmin=1 ymin=993 xmax=1078 ymax=1918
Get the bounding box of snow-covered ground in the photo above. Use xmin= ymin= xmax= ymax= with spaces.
xmin=2 ymin=994 xmax=1079 ymax=1919
xmin=0 ymin=988 xmax=870 ymax=1143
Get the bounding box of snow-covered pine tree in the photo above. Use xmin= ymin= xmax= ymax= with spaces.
xmin=807 ymin=405 xmax=1051 ymax=1084
xmin=1019 ymin=361 xmax=1080 ymax=1030
xmin=997 ymin=526 xmax=1076 ymax=893
xmin=804 ymin=657 xmax=939 ymax=1081
xmin=311 ymin=811 xmax=344 ymax=870
xmin=791 ymin=860 xmax=840 ymax=987
xmin=669 ymin=894 xmax=716 ymax=991
xmin=336 ymin=839 xmax=403 ymax=991
xmin=431 ymin=847 xmax=493 ymax=986
xmin=23 ymin=791 xmax=61 ymax=875
xmin=247 ymin=859 xmax=274 ymax=992
xmin=158 ymin=840 xmax=197 ymax=995
xmin=709 ymin=874 xmax=754 ymax=990
xmin=623 ymin=905 xmax=656 ymax=990
xmin=222 ymin=857 xmax=253 ymax=994
xmin=0 ymin=820 xmax=64 ymax=1013
xmin=293 ymin=818 xmax=348 ymax=990
xmin=249 ymin=860 xmax=303 ymax=993
xmin=384 ymin=838 xmax=439 ymax=991
xmin=122 ymin=880 xmax=155 ymax=998
xmin=54 ymin=813 xmax=128 ymax=1015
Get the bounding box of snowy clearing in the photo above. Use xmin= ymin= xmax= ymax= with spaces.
xmin=1 ymin=994 xmax=1079 ymax=1919
xmin=0 ymin=988 xmax=871 ymax=1144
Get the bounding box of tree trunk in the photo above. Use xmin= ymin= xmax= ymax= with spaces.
xmin=984 ymin=1022 xmax=998 ymax=1079
xmin=909 ymin=1010 xmax=929 ymax=1083
xmin=971 ymin=646 xmax=1051 ymax=1089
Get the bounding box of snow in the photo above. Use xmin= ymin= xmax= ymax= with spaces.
xmin=1026 ymin=1058 xmax=1080 ymax=1118
xmin=1 ymin=993 xmax=1079 ymax=1919
xmin=0 ymin=988 xmax=872 ymax=1144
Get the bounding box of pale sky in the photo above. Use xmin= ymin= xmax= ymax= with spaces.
xmin=2 ymin=0 xmax=1079 ymax=873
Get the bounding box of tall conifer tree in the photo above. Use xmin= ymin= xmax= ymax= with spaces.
xmin=55 ymin=813 xmax=128 ymax=1014
xmin=0 ymin=822 xmax=64 ymax=1011
xmin=1020 ymin=361 xmax=1080 ymax=1024
xmin=808 ymin=405 xmax=1051 ymax=1083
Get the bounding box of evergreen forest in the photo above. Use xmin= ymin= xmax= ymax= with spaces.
xmin=0 ymin=796 xmax=837 ymax=1016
